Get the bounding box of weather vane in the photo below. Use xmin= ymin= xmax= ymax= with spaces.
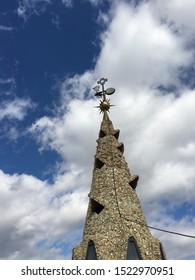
xmin=93 ymin=78 xmax=115 ymax=113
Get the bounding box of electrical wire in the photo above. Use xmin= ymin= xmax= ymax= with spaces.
xmin=122 ymin=216 xmax=195 ymax=239
xmin=148 ymin=224 xmax=195 ymax=239
xmin=142 ymin=221 xmax=195 ymax=239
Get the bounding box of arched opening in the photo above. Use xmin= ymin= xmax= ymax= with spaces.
xmin=127 ymin=237 xmax=142 ymax=260
xmin=86 ymin=240 xmax=97 ymax=260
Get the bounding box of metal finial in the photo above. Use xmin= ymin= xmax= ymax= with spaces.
xmin=93 ymin=78 xmax=115 ymax=113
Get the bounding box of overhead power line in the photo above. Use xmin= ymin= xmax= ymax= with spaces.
xmin=126 ymin=218 xmax=195 ymax=239
xmin=148 ymin=224 xmax=195 ymax=239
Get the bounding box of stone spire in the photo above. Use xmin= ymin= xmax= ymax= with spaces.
xmin=72 ymin=79 xmax=166 ymax=260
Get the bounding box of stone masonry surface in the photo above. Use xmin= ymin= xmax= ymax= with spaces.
xmin=72 ymin=111 xmax=166 ymax=260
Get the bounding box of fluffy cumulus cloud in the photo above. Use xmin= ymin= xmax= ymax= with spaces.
xmin=0 ymin=169 xmax=88 ymax=259
xmin=150 ymin=0 xmax=195 ymax=32
xmin=0 ymin=96 xmax=35 ymax=141
xmin=0 ymin=98 xmax=35 ymax=121
xmin=97 ymin=2 xmax=193 ymax=89
xmin=2 ymin=0 xmax=195 ymax=259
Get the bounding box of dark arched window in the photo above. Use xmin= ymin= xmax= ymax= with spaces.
xmin=127 ymin=237 xmax=142 ymax=260
xmin=86 ymin=240 xmax=97 ymax=260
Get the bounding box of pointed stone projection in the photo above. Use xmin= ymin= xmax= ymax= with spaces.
xmin=72 ymin=78 xmax=166 ymax=260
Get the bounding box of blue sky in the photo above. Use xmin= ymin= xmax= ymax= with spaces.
xmin=0 ymin=0 xmax=195 ymax=260
xmin=0 ymin=0 xmax=102 ymax=179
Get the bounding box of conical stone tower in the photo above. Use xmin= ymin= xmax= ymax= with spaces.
xmin=72 ymin=78 xmax=166 ymax=260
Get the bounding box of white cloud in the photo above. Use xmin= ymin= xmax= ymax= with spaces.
xmin=150 ymin=0 xmax=195 ymax=32
xmin=0 ymin=25 xmax=13 ymax=32
xmin=86 ymin=0 xmax=103 ymax=6
xmin=59 ymin=71 xmax=96 ymax=104
xmin=96 ymin=2 xmax=193 ymax=90
xmin=0 ymin=78 xmax=15 ymax=85
xmin=19 ymin=0 xmax=51 ymax=9
xmin=0 ymin=169 xmax=88 ymax=259
xmin=0 ymin=98 xmax=35 ymax=121
xmin=117 ymin=89 xmax=195 ymax=203
xmin=61 ymin=0 xmax=73 ymax=8
xmin=17 ymin=0 xmax=51 ymax=19
xmin=29 ymin=98 xmax=99 ymax=170
xmin=149 ymin=213 xmax=195 ymax=260
xmin=51 ymin=13 xmax=60 ymax=29
xmin=17 ymin=0 xmax=72 ymax=19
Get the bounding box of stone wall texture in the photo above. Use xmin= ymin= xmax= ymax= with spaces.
xmin=72 ymin=111 xmax=166 ymax=260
